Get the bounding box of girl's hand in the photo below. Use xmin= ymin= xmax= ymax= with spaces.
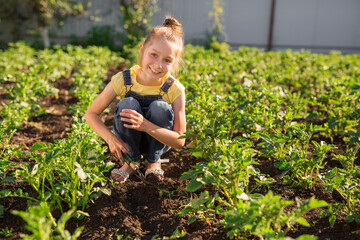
xmin=107 ymin=134 xmax=129 ymax=164
xmin=120 ymin=109 xmax=149 ymax=132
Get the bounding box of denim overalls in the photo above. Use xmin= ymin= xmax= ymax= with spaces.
xmin=113 ymin=70 xmax=175 ymax=163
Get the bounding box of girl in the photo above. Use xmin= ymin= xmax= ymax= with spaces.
xmin=85 ymin=16 xmax=186 ymax=184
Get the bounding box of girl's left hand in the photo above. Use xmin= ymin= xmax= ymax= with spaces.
xmin=120 ymin=109 xmax=149 ymax=132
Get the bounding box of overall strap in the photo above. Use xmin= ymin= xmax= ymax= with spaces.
xmin=160 ymin=75 xmax=175 ymax=94
xmin=122 ymin=69 xmax=132 ymax=85
xmin=122 ymin=69 xmax=133 ymax=96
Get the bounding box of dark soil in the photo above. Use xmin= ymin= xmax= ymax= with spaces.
xmin=1 ymin=65 xmax=359 ymax=240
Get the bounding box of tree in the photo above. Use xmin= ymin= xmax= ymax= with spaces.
xmin=0 ymin=0 xmax=87 ymax=48
xmin=207 ymin=0 xmax=226 ymax=44
xmin=119 ymin=0 xmax=158 ymax=47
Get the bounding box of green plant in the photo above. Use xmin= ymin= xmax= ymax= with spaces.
xmin=0 ymin=0 xmax=87 ymax=48
xmin=0 ymin=43 xmax=123 ymax=238
xmin=222 ymin=191 xmax=327 ymax=240
xmin=71 ymin=25 xmax=120 ymax=51
xmin=13 ymin=132 xmax=112 ymax=214
xmin=209 ymin=41 xmax=231 ymax=52
xmin=0 ymin=227 xmax=13 ymax=237
xmin=206 ymin=0 xmax=226 ymax=47
xmin=0 ymin=42 xmax=36 ymax=74
xmin=321 ymin=144 xmax=360 ymax=225
xmin=266 ymin=124 xmax=335 ymax=189
xmin=12 ymin=202 xmax=83 ymax=240
xmin=178 ymin=190 xmax=220 ymax=224
xmin=0 ymin=129 xmax=20 ymax=183
xmin=119 ymin=0 xmax=158 ymax=47
xmin=0 ymin=204 xmax=3 ymax=219
xmin=181 ymin=138 xmax=265 ymax=204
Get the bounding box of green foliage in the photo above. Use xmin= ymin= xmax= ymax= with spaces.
xmin=207 ymin=0 xmax=226 ymax=47
xmin=13 ymin=132 xmax=112 ymax=213
xmin=222 ymin=191 xmax=327 ymax=239
xmin=0 ymin=42 xmax=36 ymax=75
xmin=2 ymin=42 xmax=360 ymax=239
xmin=0 ymin=227 xmax=13 ymax=238
xmin=178 ymin=191 xmax=220 ymax=224
xmin=12 ymin=203 xmax=84 ymax=240
xmin=181 ymin=138 xmax=272 ymax=206
xmin=209 ymin=41 xmax=231 ymax=52
xmin=178 ymin=44 xmax=360 ymax=237
xmin=71 ymin=25 xmax=120 ymax=51
xmin=0 ymin=43 xmax=124 ymax=237
xmin=0 ymin=0 xmax=87 ymax=46
xmin=119 ymin=0 xmax=158 ymax=47
xmin=321 ymin=144 xmax=360 ymax=224
xmin=0 ymin=204 xmax=3 ymax=219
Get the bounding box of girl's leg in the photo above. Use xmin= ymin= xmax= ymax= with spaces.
xmin=145 ymin=99 xmax=174 ymax=163
xmin=112 ymin=97 xmax=144 ymax=183
xmin=113 ymin=97 xmax=144 ymax=162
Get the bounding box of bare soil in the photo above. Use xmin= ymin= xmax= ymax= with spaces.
xmin=1 ymin=65 xmax=359 ymax=240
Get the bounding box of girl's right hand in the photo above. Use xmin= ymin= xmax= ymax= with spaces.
xmin=107 ymin=134 xmax=130 ymax=164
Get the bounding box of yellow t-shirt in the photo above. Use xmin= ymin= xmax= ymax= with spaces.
xmin=111 ymin=65 xmax=185 ymax=104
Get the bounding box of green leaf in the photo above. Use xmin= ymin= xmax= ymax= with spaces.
xmin=31 ymin=164 xmax=39 ymax=175
xmin=296 ymin=217 xmax=310 ymax=227
xmin=191 ymin=197 xmax=206 ymax=209
xmin=0 ymin=204 xmax=3 ymax=218
xmin=30 ymin=142 xmax=47 ymax=151
xmin=329 ymin=215 xmax=336 ymax=226
xmin=186 ymin=179 xmax=203 ymax=192
xmin=344 ymin=214 xmax=360 ymax=223
xmin=296 ymin=235 xmax=318 ymax=240
xmin=0 ymin=190 xmax=12 ymax=198
xmin=308 ymin=199 xmax=328 ymax=209
xmin=188 ymin=216 xmax=197 ymax=224
xmin=1 ymin=177 xmax=16 ymax=183
xmin=100 ymin=188 xmax=111 ymax=196
xmin=192 ymin=151 xmax=203 ymax=157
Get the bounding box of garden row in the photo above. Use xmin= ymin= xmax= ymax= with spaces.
xmin=1 ymin=42 xmax=125 ymax=239
xmin=178 ymin=46 xmax=360 ymax=239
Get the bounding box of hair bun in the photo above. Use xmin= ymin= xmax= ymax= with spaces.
xmin=162 ymin=16 xmax=183 ymax=36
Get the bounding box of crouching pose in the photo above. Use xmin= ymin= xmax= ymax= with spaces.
xmin=85 ymin=16 xmax=186 ymax=183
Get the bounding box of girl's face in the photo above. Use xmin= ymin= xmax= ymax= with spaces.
xmin=139 ymin=37 xmax=178 ymax=83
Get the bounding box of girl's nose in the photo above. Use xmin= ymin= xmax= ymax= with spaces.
xmin=155 ymin=60 xmax=162 ymax=69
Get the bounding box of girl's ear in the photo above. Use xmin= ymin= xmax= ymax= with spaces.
xmin=140 ymin=43 xmax=144 ymax=52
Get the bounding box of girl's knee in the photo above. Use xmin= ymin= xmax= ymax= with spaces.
xmin=147 ymin=100 xmax=174 ymax=123
xmin=115 ymin=97 xmax=141 ymax=113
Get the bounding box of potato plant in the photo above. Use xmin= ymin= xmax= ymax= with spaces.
xmin=1 ymin=43 xmax=124 ymax=236
xmin=180 ymin=44 xmax=360 ymax=238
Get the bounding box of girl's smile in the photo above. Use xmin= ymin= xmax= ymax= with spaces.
xmin=149 ymin=65 xmax=161 ymax=75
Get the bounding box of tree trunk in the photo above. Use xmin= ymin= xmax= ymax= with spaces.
xmin=39 ymin=26 xmax=50 ymax=48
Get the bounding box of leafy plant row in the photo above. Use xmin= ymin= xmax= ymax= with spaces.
xmin=1 ymin=43 xmax=125 ymax=239
xmin=178 ymin=45 xmax=360 ymax=239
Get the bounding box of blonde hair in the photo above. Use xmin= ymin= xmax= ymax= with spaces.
xmin=139 ymin=16 xmax=184 ymax=76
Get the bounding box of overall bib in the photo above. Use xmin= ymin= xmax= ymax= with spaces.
xmin=113 ymin=70 xmax=175 ymax=163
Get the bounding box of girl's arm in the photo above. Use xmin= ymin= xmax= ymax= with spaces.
xmin=120 ymin=93 xmax=186 ymax=149
xmin=84 ymin=82 xmax=129 ymax=161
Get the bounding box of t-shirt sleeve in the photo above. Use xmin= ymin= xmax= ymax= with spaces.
xmin=110 ymin=71 xmax=126 ymax=97
xmin=167 ymin=80 xmax=185 ymax=104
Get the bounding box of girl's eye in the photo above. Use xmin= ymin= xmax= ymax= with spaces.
xmin=151 ymin=53 xmax=157 ymax=58
xmin=165 ymin=59 xmax=171 ymax=63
